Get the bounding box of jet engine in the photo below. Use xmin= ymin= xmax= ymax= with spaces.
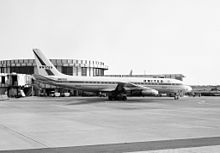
xmin=141 ymin=89 xmax=159 ymax=96
xmin=130 ymin=89 xmax=158 ymax=96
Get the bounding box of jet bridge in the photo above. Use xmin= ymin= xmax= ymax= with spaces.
xmin=0 ymin=73 xmax=33 ymax=97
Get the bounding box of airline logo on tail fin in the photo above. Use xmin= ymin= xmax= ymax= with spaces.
xmin=44 ymin=69 xmax=54 ymax=76
xmin=33 ymin=50 xmax=55 ymax=76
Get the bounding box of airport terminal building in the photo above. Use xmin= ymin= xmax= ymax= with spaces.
xmin=0 ymin=59 xmax=184 ymax=80
xmin=0 ymin=59 xmax=108 ymax=76
xmin=105 ymin=74 xmax=185 ymax=81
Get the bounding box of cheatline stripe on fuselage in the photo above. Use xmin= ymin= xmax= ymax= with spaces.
xmin=42 ymin=77 xmax=182 ymax=86
xmin=55 ymin=81 xmax=181 ymax=85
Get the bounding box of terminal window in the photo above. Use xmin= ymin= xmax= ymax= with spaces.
xmin=10 ymin=66 xmax=34 ymax=74
xmin=81 ymin=67 xmax=87 ymax=76
xmin=1 ymin=76 xmax=5 ymax=84
xmin=62 ymin=66 xmax=73 ymax=76
xmin=0 ymin=67 xmax=4 ymax=73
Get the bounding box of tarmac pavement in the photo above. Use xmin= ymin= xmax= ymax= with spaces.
xmin=0 ymin=96 xmax=219 ymax=152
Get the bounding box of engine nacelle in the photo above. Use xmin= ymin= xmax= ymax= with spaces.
xmin=130 ymin=89 xmax=159 ymax=96
xmin=141 ymin=89 xmax=159 ymax=96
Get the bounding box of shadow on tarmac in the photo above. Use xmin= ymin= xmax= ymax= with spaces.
xmin=66 ymin=97 xmax=175 ymax=105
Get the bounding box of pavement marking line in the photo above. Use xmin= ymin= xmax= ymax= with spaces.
xmin=127 ymin=145 xmax=220 ymax=153
xmin=1 ymin=136 xmax=220 ymax=153
xmin=0 ymin=124 xmax=48 ymax=148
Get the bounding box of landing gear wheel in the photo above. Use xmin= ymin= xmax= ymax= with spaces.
xmin=108 ymin=96 xmax=113 ymax=101
xmin=122 ymin=96 xmax=127 ymax=101
xmin=108 ymin=93 xmax=127 ymax=101
xmin=174 ymin=95 xmax=180 ymax=100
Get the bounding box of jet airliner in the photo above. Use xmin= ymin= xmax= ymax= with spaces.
xmin=33 ymin=49 xmax=192 ymax=100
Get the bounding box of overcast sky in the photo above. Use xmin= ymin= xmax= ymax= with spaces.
xmin=0 ymin=0 xmax=220 ymax=85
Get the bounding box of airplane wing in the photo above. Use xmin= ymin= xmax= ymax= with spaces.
xmin=100 ymin=82 xmax=158 ymax=96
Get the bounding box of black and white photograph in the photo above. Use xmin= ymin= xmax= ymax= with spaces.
xmin=0 ymin=0 xmax=220 ymax=152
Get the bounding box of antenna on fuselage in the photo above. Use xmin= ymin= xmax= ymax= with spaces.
xmin=129 ymin=69 xmax=133 ymax=76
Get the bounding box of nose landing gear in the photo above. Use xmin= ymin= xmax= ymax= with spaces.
xmin=174 ymin=95 xmax=180 ymax=100
xmin=174 ymin=90 xmax=183 ymax=100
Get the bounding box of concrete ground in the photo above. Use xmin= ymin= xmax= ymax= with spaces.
xmin=0 ymin=96 xmax=220 ymax=152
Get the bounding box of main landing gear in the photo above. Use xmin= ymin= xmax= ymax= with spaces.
xmin=108 ymin=93 xmax=127 ymax=101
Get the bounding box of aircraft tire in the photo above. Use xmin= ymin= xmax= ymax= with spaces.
xmin=108 ymin=96 xmax=113 ymax=101
xmin=122 ymin=95 xmax=127 ymax=101
xmin=174 ymin=95 xmax=180 ymax=100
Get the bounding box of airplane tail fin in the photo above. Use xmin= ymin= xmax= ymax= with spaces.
xmin=33 ymin=49 xmax=64 ymax=76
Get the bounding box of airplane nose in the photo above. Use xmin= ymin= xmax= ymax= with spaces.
xmin=185 ymin=85 xmax=192 ymax=92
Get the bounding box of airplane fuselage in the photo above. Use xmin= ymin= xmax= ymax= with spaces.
xmin=34 ymin=74 xmax=191 ymax=95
